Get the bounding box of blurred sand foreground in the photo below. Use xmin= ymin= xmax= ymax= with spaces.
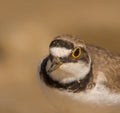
xmin=0 ymin=1 xmax=120 ymax=113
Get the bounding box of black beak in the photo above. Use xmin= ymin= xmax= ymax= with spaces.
xmin=47 ymin=57 xmax=62 ymax=73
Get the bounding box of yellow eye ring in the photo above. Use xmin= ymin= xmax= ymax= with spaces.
xmin=72 ymin=47 xmax=81 ymax=58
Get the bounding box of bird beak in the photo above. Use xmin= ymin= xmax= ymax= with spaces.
xmin=48 ymin=57 xmax=62 ymax=73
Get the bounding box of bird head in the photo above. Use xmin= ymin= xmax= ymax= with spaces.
xmin=46 ymin=35 xmax=92 ymax=83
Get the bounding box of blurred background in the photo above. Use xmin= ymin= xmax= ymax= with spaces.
xmin=0 ymin=0 xmax=120 ymax=113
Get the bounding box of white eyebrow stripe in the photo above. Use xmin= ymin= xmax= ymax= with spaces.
xmin=50 ymin=47 xmax=72 ymax=57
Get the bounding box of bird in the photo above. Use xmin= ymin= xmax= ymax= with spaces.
xmin=38 ymin=34 xmax=120 ymax=113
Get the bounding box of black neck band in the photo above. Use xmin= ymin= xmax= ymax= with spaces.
xmin=39 ymin=56 xmax=93 ymax=93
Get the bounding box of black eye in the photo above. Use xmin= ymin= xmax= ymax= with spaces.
xmin=72 ymin=47 xmax=81 ymax=58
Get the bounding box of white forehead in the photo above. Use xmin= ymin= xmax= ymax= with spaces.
xmin=50 ymin=47 xmax=72 ymax=57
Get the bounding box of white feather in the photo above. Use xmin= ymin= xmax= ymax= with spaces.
xmin=48 ymin=60 xmax=91 ymax=83
xmin=50 ymin=47 xmax=72 ymax=57
xmin=65 ymin=72 xmax=120 ymax=105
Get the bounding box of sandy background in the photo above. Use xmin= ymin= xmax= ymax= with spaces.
xmin=0 ymin=1 xmax=120 ymax=113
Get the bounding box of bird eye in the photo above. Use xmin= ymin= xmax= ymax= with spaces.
xmin=72 ymin=47 xmax=81 ymax=58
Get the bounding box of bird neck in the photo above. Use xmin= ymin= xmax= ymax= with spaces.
xmin=40 ymin=56 xmax=95 ymax=93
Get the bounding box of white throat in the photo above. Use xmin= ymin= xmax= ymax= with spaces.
xmin=46 ymin=59 xmax=91 ymax=84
